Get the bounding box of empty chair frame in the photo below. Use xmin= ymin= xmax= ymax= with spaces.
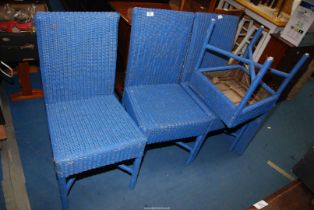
xmin=180 ymin=14 xmax=309 ymax=154
xmin=36 ymin=12 xmax=147 ymax=210
xmin=189 ymin=25 xmax=310 ymax=128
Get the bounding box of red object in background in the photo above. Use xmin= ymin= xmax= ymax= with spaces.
xmin=10 ymin=62 xmax=43 ymax=101
xmin=0 ymin=20 xmax=32 ymax=32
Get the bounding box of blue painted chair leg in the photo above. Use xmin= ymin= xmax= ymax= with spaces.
xmin=228 ymin=125 xmax=248 ymax=152
xmin=57 ymin=175 xmax=68 ymax=210
xmin=129 ymin=156 xmax=143 ymax=189
xmin=231 ymin=113 xmax=269 ymax=155
xmin=186 ymin=135 xmax=206 ymax=165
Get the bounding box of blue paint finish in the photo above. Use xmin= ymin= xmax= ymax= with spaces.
xmin=123 ymin=8 xmax=219 ymax=164
xmin=129 ymin=156 xmax=144 ymax=189
xmin=277 ymin=54 xmax=310 ymax=95
xmin=3 ymin=72 xmax=314 ymax=210
xmin=66 ymin=177 xmax=75 ymax=193
xmin=190 ymin=26 xmax=310 ymax=128
xmin=124 ymin=8 xmax=194 ymax=86
xmin=35 ymin=12 xmax=147 ymax=210
xmin=193 ymin=20 xmax=216 ymax=74
xmin=230 ymin=112 xmax=270 ymax=154
xmin=241 ymin=27 xmax=264 ymax=79
xmin=123 ymin=84 xmax=211 ymax=144
xmin=1 ymin=8 xmax=311 ymax=210
xmin=57 ymin=176 xmax=68 ymax=210
xmin=181 ymin=13 xmax=239 ymax=82
xmin=185 ymin=135 xmax=206 ymax=164
xmin=123 ymin=9 xmax=240 ymax=164
xmin=36 ymin=12 xmax=118 ymax=104
xmin=231 ymin=51 xmax=310 ymax=153
xmin=234 ymin=58 xmax=274 ymax=118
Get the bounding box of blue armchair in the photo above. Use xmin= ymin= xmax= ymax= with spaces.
xmin=36 ymin=12 xmax=147 ymax=210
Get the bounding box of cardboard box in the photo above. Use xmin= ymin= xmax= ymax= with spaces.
xmin=280 ymin=0 xmax=314 ymax=47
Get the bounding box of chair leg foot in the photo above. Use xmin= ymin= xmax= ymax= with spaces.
xmin=129 ymin=156 xmax=143 ymax=189
xmin=57 ymin=175 xmax=69 ymax=210
xmin=186 ymin=135 xmax=206 ymax=165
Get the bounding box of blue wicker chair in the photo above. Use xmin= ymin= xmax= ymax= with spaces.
xmin=35 ymin=12 xmax=147 ymax=210
xmin=189 ymin=25 xmax=309 ymax=128
xmin=188 ymin=24 xmax=309 ymax=152
xmin=123 ymin=8 xmax=239 ymax=164
xmin=176 ymin=13 xmax=309 ymax=154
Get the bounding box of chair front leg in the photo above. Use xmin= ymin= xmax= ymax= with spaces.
xmin=186 ymin=135 xmax=206 ymax=165
xmin=229 ymin=112 xmax=269 ymax=154
xmin=57 ymin=175 xmax=69 ymax=210
xmin=129 ymin=156 xmax=144 ymax=189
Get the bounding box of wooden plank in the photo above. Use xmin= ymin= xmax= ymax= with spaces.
xmin=248 ymin=180 xmax=314 ymax=210
xmin=10 ymin=62 xmax=43 ymax=102
xmin=0 ymin=125 xmax=7 ymax=141
xmin=234 ymin=0 xmax=290 ymax=26
xmin=0 ymin=87 xmax=31 ymax=210
xmin=108 ymin=1 xmax=171 ymax=25
xmin=267 ymin=160 xmax=296 ymax=181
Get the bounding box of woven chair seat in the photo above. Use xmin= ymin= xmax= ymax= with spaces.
xmin=124 ymin=84 xmax=213 ymax=144
xmin=46 ymin=96 xmax=146 ymax=177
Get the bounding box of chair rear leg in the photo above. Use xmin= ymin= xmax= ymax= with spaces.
xmin=186 ymin=135 xmax=206 ymax=165
xmin=129 ymin=156 xmax=143 ymax=189
xmin=57 ymin=175 xmax=69 ymax=210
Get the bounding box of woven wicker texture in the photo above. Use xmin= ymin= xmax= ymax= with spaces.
xmin=47 ymin=96 xmax=146 ymax=177
xmin=179 ymin=13 xmax=239 ymax=130
xmin=180 ymin=83 xmax=225 ymax=132
xmin=123 ymin=8 xmax=218 ymax=145
xmin=36 ymin=12 xmax=118 ymax=104
xmin=35 ymin=12 xmax=147 ymax=178
xmin=181 ymin=13 xmax=239 ymax=82
xmin=124 ymin=7 xmax=194 ymax=87
xmin=123 ymin=84 xmax=211 ymax=143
